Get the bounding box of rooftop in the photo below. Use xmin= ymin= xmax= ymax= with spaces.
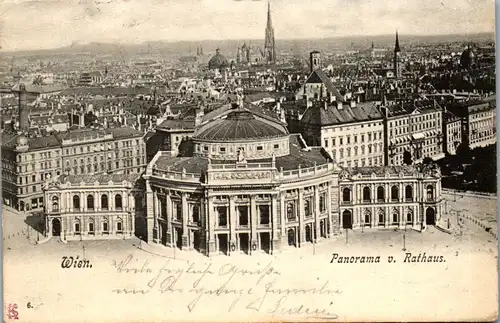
xmin=301 ymin=101 xmax=383 ymax=126
xmin=152 ymin=134 xmax=330 ymax=175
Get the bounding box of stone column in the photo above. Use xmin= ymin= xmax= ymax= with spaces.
xmin=314 ymin=186 xmax=320 ymax=240
xmin=153 ymin=191 xmax=160 ymax=243
xmin=280 ymin=194 xmax=286 ymax=238
xmin=229 ymin=196 xmax=236 ymax=254
xmin=327 ymin=184 xmax=332 ymax=238
xmin=96 ymin=191 xmax=100 ymax=211
xmin=181 ymin=193 xmax=189 ymax=250
xmin=67 ymin=194 xmax=71 ymax=213
xmin=166 ymin=193 xmax=172 ymax=246
xmin=81 ymin=192 xmax=86 ymax=212
xmin=199 ymin=197 xmax=206 ymax=252
xmin=207 ymin=196 xmax=216 ymax=257
xmin=271 ymin=194 xmax=280 ymax=253
xmin=298 ymin=189 xmax=305 ymax=245
xmin=399 ymin=205 xmax=404 ymax=228
xmin=145 ymin=180 xmax=155 ymax=243
xmin=385 ymin=206 xmax=390 ymax=227
xmin=250 ymin=196 xmax=257 ymax=253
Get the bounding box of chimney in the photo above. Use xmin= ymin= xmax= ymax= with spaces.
xmin=350 ymin=100 xmax=356 ymax=108
xmin=17 ymin=84 xmax=29 ymax=134
xmin=337 ymin=101 xmax=343 ymax=110
xmin=324 ymin=101 xmax=328 ymax=110
xmin=79 ymin=113 xmax=85 ymax=127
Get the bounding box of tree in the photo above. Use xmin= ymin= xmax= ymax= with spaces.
xmin=403 ymin=150 xmax=413 ymax=165
xmin=422 ymin=157 xmax=434 ymax=165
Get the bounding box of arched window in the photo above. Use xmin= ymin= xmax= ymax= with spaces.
xmin=101 ymin=194 xmax=109 ymax=210
xmin=88 ymin=218 xmax=95 ymax=234
xmin=87 ymin=195 xmax=94 ymax=210
xmin=426 ymin=185 xmax=434 ymax=200
xmin=74 ymin=219 xmax=81 ymax=234
xmin=192 ymin=205 xmax=200 ymax=224
xmin=304 ymin=200 xmax=311 ymax=216
xmin=175 ymin=202 xmax=182 ymax=221
xmin=102 ymin=218 xmax=109 ymax=233
xmin=378 ymin=211 xmax=385 ymax=225
xmin=116 ymin=218 xmax=123 ymax=232
xmin=406 ymin=212 xmax=413 ymax=223
xmin=377 ymin=186 xmax=385 ymax=201
xmin=405 ymin=185 xmax=413 ymax=201
xmin=52 ymin=196 xmax=59 ymax=212
xmin=392 ymin=212 xmax=399 ymax=224
xmin=287 ymin=202 xmax=295 ymax=220
xmin=362 ymin=186 xmax=371 ymax=202
xmin=73 ymin=195 xmax=80 ymax=210
xmin=391 ymin=186 xmax=399 ymax=201
xmin=115 ymin=194 xmax=123 ymax=209
xmin=342 ymin=188 xmax=351 ymax=203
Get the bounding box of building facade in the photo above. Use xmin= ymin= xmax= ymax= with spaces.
xmin=143 ymin=104 xmax=340 ymax=256
xmin=2 ymin=127 xmax=147 ymax=212
xmin=42 ymin=174 xmax=144 ymax=241
xmin=338 ymin=165 xmax=442 ymax=230
xmin=381 ymin=100 xmax=445 ymax=166
xmin=465 ymin=99 xmax=496 ymax=149
xmin=300 ymin=100 xmax=385 ymax=168
xmin=442 ymin=108 xmax=462 ymax=155
xmin=139 ymin=100 xmax=444 ymax=257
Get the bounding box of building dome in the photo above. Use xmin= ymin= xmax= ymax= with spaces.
xmin=460 ymin=46 xmax=475 ymax=68
xmin=16 ymin=135 xmax=28 ymax=146
xmin=208 ymin=48 xmax=229 ymax=70
xmin=195 ymin=109 xmax=286 ymax=141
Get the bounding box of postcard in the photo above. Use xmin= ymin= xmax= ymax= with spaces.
xmin=1 ymin=0 xmax=497 ymax=322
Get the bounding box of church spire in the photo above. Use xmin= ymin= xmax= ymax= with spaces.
xmin=267 ymin=0 xmax=272 ymax=29
xmin=394 ymin=31 xmax=401 ymax=53
xmin=264 ymin=0 xmax=276 ymax=64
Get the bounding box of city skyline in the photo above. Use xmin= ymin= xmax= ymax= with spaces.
xmin=0 ymin=0 xmax=495 ymax=52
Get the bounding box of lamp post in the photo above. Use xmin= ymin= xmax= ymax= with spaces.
xmin=345 ymin=228 xmax=348 ymax=244
xmin=402 ymin=233 xmax=406 ymax=251
xmin=82 ymin=245 xmax=86 ymax=260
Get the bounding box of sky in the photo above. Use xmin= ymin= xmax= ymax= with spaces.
xmin=0 ymin=0 xmax=495 ymax=52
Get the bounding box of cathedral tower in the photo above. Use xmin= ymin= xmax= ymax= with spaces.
xmin=393 ymin=31 xmax=402 ymax=78
xmin=264 ymin=0 xmax=276 ymax=64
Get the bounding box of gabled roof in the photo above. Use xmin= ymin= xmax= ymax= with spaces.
xmin=304 ymin=69 xmax=344 ymax=100
xmin=301 ymin=101 xmax=383 ymax=127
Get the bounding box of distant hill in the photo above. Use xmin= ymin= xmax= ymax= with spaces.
xmin=0 ymin=33 xmax=494 ymax=58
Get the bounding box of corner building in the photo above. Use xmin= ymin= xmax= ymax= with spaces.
xmin=144 ymin=104 xmax=340 ymax=256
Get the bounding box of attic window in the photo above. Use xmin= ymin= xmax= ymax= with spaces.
xmin=274 ymin=144 xmax=279 ymax=149
xmin=219 ymin=147 xmax=226 ymax=153
xmin=257 ymin=146 xmax=263 ymax=151
xmin=203 ymin=146 xmax=208 ymax=151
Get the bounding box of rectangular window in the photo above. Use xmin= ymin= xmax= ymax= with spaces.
xmin=238 ymin=206 xmax=249 ymax=226
xmin=259 ymin=205 xmax=270 ymax=225
xmin=274 ymin=144 xmax=279 ymax=149
xmin=218 ymin=206 xmax=228 ymax=227
xmin=257 ymin=146 xmax=263 ymax=151
xmin=320 ymin=193 xmax=326 ymax=212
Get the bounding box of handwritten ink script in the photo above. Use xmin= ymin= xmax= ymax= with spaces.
xmin=110 ymin=254 xmax=341 ymax=319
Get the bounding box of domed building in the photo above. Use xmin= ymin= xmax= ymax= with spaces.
xmin=142 ymin=99 xmax=443 ymax=256
xmin=460 ymin=45 xmax=476 ymax=69
xmin=143 ymin=100 xmax=339 ymax=256
xmin=208 ymin=48 xmax=229 ymax=70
